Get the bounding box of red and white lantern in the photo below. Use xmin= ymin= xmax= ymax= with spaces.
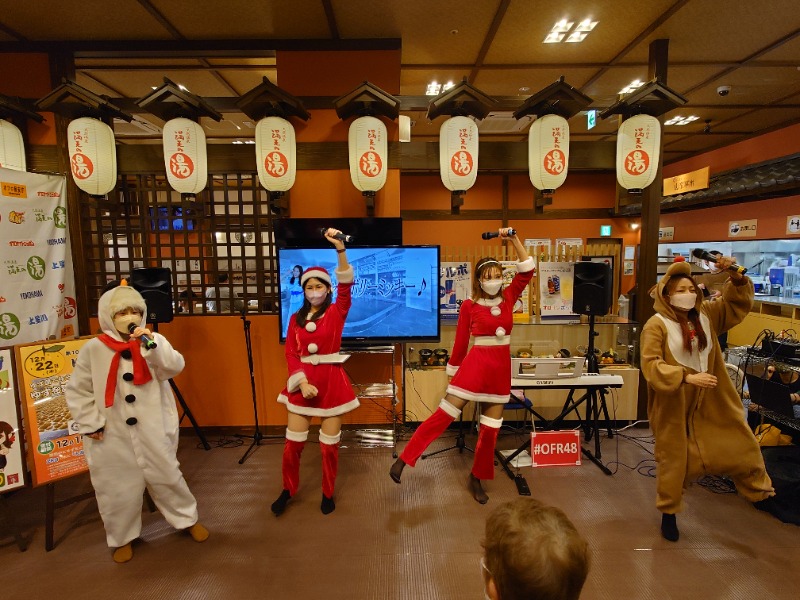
xmin=348 ymin=116 xmax=387 ymax=192
xmin=67 ymin=117 xmax=117 ymax=196
xmin=616 ymin=114 xmax=661 ymax=192
xmin=0 ymin=119 xmax=26 ymax=171
xmin=255 ymin=116 xmax=296 ymax=192
xmin=163 ymin=117 xmax=207 ymax=195
xmin=440 ymin=116 xmax=478 ymax=192
xmin=528 ymin=114 xmax=569 ymax=192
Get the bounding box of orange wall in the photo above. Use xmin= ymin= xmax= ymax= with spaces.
xmin=0 ymin=52 xmax=56 ymax=144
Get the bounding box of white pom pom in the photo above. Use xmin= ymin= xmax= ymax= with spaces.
xmin=308 ymin=343 xmax=319 ymax=354
xmin=490 ymin=306 xmax=501 ymax=316
xmin=305 ymin=321 xmax=317 ymax=332
xmin=495 ymin=327 xmax=506 ymax=337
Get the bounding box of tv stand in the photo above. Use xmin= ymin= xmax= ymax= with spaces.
xmin=340 ymin=344 xmax=400 ymax=457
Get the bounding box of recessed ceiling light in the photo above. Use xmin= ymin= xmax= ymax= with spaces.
xmin=619 ymin=79 xmax=645 ymax=95
xmin=426 ymin=81 xmax=441 ymax=95
xmin=450 ymin=29 xmax=459 ymax=35
xmin=178 ymin=84 xmax=187 ymax=91
xmin=442 ymin=81 xmax=455 ymax=92
xmin=544 ymin=18 xmax=597 ymax=43
xmin=566 ymin=32 xmax=588 ymax=43
xmin=544 ymin=32 xmax=566 ymax=43
xmin=552 ymin=19 xmax=574 ymax=33
xmin=519 ymin=87 xmax=531 ymax=94
xmin=574 ymin=19 xmax=598 ymax=32
xmin=665 ymin=115 xmax=700 ymax=126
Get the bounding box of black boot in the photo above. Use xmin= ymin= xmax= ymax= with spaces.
xmin=271 ymin=489 xmax=292 ymax=516
xmin=321 ymin=494 xmax=336 ymax=515
xmin=661 ymin=513 xmax=679 ymax=542
xmin=469 ymin=473 xmax=489 ymax=505
xmin=389 ymin=457 xmax=406 ymax=484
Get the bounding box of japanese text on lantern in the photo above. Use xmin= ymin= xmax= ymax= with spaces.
xmin=625 ymin=126 xmax=649 ymax=175
xmin=70 ymin=128 xmax=93 ymax=180
xmin=266 ymin=128 xmax=288 ymax=177
xmin=170 ymin=129 xmax=193 ymax=178
xmin=359 ymin=128 xmax=382 ymax=177
xmin=544 ymin=126 xmax=565 ymax=175
xmin=451 ymin=127 xmax=473 ymax=175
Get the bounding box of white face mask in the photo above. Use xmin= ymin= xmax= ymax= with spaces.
xmin=306 ymin=291 xmax=328 ymax=307
xmin=669 ymin=292 xmax=697 ymax=311
xmin=480 ymin=280 xmax=503 ymax=296
xmin=113 ymin=313 xmax=140 ymax=335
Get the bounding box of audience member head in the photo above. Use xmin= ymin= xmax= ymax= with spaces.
xmin=482 ymin=498 xmax=589 ymax=600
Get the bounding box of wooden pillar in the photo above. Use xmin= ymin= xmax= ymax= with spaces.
xmin=48 ymin=49 xmax=90 ymax=335
xmin=636 ymin=39 xmax=669 ymax=417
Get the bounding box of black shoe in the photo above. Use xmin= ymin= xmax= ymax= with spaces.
xmin=271 ymin=490 xmax=292 ymax=516
xmin=661 ymin=513 xmax=679 ymax=542
xmin=469 ymin=473 xmax=489 ymax=505
xmin=321 ymin=494 xmax=336 ymax=515
xmin=389 ymin=458 xmax=406 ymax=484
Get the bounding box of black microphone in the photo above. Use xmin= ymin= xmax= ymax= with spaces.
xmin=691 ymin=248 xmax=747 ymax=275
xmin=481 ymin=228 xmax=516 ymax=240
xmin=128 ymin=322 xmax=157 ymax=349
xmin=320 ymin=228 xmax=353 ymax=243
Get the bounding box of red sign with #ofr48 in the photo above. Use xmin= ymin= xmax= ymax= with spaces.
xmin=531 ymin=431 xmax=581 ymax=467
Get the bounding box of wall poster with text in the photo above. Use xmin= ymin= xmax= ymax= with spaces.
xmin=16 ymin=337 xmax=91 ymax=486
xmin=440 ymin=261 xmax=471 ymax=319
xmin=538 ymin=262 xmax=576 ymax=318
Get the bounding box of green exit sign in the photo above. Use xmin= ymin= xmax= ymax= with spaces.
xmin=587 ymin=110 xmax=597 ymax=130
xmin=600 ymin=224 xmax=612 ymax=236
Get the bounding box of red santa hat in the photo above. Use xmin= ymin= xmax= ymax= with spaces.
xmin=300 ymin=266 xmax=331 ymax=287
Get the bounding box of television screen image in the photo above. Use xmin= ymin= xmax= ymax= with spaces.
xmin=277 ymin=246 xmax=440 ymax=344
xmin=148 ymin=206 xmax=197 ymax=231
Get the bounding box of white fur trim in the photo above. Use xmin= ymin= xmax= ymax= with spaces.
xmin=517 ymin=256 xmax=535 ymax=273
xmin=476 ymin=297 xmax=502 ymax=307
xmin=319 ymin=431 xmax=341 ymax=445
xmin=446 ymin=363 xmax=459 ymax=377
xmin=490 ymin=306 xmax=501 ymax=316
xmin=447 ymin=384 xmax=510 ymax=404
xmin=308 ymin=343 xmax=319 ymax=354
xmin=301 ymin=268 xmax=331 ymax=286
xmin=334 ymin=265 xmax=354 ymax=284
xmin=495 ymin=327 xmax=506 ymax=337
xmin=655 ymin=313 xmax=711 ymax=373
xmin=287 ymin=371 xmax=306 ymax=393
xmin=305 ymin=321 xmax=317 ymax=332
xmin=277 ymin=395 xmax=361 ymax=417
xmin=285 ymin=429 xmax=309 ymax=443
xmin=474 ymin=335 xmax=511 ymax=346
xmin=439 ymin=398 xmax=462 ymax=418
xmin=479 ymin=415 xmax=503 ymax=428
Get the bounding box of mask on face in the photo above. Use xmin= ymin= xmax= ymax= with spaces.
xmin=306 ymin=291 xmax=328 ymax=307
xmin=669 ymin=292 xmax=697 ymax=311
xmin=480 ymin=280 xmax=503 ymax=296
xmin=113 ymin=313 xmax=140 ymax=335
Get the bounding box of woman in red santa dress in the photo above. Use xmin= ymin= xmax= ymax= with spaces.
xmin=271 ymin=229 xmax=356 ymax=516
xmin=390 ymin=227 xmax=533 ymax=503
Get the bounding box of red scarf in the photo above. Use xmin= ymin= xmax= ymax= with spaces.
xmin=98 ymin=334 xmax=153 ymax=407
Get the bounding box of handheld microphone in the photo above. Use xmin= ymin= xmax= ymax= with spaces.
xmin=320 ymin=228 xmax=353 ymax=243
xmin=691 ymin=248 xmax=747 ymax=275
xmin=481 ymin=228 xmax=516 ymax=240
xmin=128 ymin=322 xmax=157 ymax=349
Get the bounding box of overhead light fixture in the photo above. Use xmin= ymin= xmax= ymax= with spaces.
xmin=618 ymin=79 xmax=645 ymax=95
xmin=544 ymin=17 xmax=597 ymax=43
xmin=178 ymin=84 xmax=187 ymax=91
xmin=426 ymin=81 xmax=441 ymax=95
xmin=442 ymin=81 xmax=455 ymax=92
xmin=664 ymin=115 xmax=699 ymax=126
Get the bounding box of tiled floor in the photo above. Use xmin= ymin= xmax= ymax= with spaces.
xmin=1 ymin=425 xmax=798 ymax=599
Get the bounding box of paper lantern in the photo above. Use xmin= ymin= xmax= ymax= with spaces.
xmin=67 ymin=117 xmax=117 ymax=196
xmin=528 ymin=114 xmax=569 ymax=192
xmin=616 ymin=114 xmax=661 ymax=192
xmin=0 ymin=119 xmax=26 ymax=171
xmin=255 ymin=116 xmax=296 ymax=192
xmin=439 ymin=116 xmax=478 ymax=192
xmin=163 ymin=118 xmax=207 ymax=194
xmin=348 ymin=116 xmax=387 ymax=192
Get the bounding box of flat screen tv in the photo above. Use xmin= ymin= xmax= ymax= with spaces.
xmin=277 ymin=245 xmax=441 ymax=345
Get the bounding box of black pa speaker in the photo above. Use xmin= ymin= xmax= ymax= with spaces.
xmin=572 ymin=261 xmax=613 ymax=316
xmin=131 ymin=267 xmax=174 ymax=323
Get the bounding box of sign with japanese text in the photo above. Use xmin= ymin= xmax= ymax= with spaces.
xmin=349 ymin=116 xmax=387 ymax=193
xmin=440 ymin=116 xmax=478 ymax=192
xmin=0 ymin=348 xmax=26 ymax=492
xmin=0 ymin=168 xmax=78 ymax=345
xmin=663 ymin=166 xmax=710 ymax=197
xmin=616 ymin=114 xmax=661 ymax=191
xmin=528 ymin=114 xmax=570 ymax=192
xmin=440 ymin=261 xmax=471 ymax=319
xmin=658 ymin=226 xmax=674 ymax=241
xmin=531 ymin=430 xmax=581 ymax=467
xmin=728 ymin=219 xmax=757 ymax=238
xmin=163 ymin=118 xmax=207 ymax=195
xmin=67 ymin=117 xmax=117 ymax=196
xmin=16 ymin=337 xmax=91 ymax=486
xmin=256 ymin=116 xmax=296 ymax=192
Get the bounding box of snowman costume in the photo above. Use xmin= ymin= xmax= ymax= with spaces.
xmin=66 ymin=285 xmax=199 ymax=548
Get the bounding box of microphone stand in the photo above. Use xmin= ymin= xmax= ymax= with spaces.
xmin=236 ymin=307 xmax=281 ymax=464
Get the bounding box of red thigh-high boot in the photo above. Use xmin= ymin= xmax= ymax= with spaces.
xmin=469 ymin=415 xmax=502 ymax=504
xmin=390 ymin=399 xmax=461 ymax=483
xmin=271 ymin=429 xmax=307 ymax=516
xmin=319 ymin=430 xmax=340 ymax=515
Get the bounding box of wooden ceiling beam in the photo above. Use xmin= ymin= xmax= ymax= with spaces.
xmin=468 ymin=0 xmax=511 ymax=83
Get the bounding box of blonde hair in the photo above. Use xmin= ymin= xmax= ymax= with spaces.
xmin=483 ymin=498 xmax=589 ymax=600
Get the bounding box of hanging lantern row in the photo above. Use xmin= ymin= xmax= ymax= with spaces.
xmin=528 ymin=114 xmax=570 ymax=193
xmin=66 ymin=117 xmax=117 ymax=196
xmin=255 ymin=116 xmax=296 ymax=193
xmin=162 ymin=117 xmax=208 ymax=195
xmin=348 ymin=115 xmax=388 ymax=193
xmin=439 ymin=115 xmax=479 ymax=193
xmin=0 ymin=119 xmax=26 ymax=171
xmin=615 ymin=113 xmax=661 ymax=193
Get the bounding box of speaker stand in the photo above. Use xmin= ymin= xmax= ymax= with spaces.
xmin=152 ymin=323 xmax=211 ymax=451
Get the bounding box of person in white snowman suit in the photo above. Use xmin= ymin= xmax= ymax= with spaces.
xmin=66 ymin=281 xmax=209 ymax=563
